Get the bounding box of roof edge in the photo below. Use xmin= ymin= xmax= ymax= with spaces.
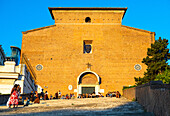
xmin=22 ymin=25 xmax=56 ymax=34
xmin=122 ymin=25 xmax=155 ymax=34
xmin=48 ymin=7 xmax=128 ymax=20
xmin=10 ymin=46 xmax=21 ymax=51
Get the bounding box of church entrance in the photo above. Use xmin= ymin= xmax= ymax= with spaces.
xmin=77 ymin=71 xmax=101 ymax=96
xmin=82 ymin=87 xmax=95 ymax=94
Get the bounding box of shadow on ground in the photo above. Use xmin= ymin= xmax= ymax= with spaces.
xmin=0 ymin=102 xmax=154 ymax=116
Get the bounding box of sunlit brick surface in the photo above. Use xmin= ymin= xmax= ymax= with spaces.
xmin=21 ymin=8 xmax=155 ymax=96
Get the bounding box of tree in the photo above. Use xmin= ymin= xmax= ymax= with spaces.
xmin=155 ymin=68 xmax=170 ymax=84
xmin=134 ymin=37 xmax=170 ymax=85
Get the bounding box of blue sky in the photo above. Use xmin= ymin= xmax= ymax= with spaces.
xmin=0 ymin=0 xmax=170 ymax=59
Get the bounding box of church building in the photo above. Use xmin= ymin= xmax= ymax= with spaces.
xmin=21 ymin=7 xmax=155 ymax=96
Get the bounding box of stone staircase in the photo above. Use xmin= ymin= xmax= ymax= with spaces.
xmin=0 ymin=97 xmax=154 ymax=116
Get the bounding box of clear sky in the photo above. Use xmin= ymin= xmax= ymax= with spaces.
xmin=0 ymin=0 xmax=170 ymax=59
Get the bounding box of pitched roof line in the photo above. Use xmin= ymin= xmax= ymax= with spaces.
xmin=122 ymin=25 xmax=155 ymax=34
xmin=22 ymin=25 xmax=56 ymax=34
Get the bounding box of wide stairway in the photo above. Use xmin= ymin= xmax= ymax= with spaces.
xmin=0 ymin=97 xmax=154 ymax=116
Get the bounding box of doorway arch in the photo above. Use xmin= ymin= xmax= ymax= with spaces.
xmin=77 ymin=71 xmax=101 ymax=96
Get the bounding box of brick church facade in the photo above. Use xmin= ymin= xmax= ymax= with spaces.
xmin=21 ymin=7 xmax=155 ymax=96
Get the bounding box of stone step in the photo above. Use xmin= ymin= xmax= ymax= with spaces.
xmin=13 ymin=110 xmax=154 ymax=116
xmin=0 ymin=97 xmax=155 ymax=116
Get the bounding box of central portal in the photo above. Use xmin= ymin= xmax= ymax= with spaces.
xmin=82 ymin=87 xmax=95 ymax=94
xmin=77 ymin=71 xmax=101 ymax=96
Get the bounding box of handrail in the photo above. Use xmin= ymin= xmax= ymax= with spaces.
xmin=21 ymin=53 xmax=37 ymax=83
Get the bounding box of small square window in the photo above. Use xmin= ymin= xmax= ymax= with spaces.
xmin=83 ymin=40 xmax=92 ymax=54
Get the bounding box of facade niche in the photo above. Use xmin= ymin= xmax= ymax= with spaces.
xmin=83 ymin=40 xmax=93 ymax=54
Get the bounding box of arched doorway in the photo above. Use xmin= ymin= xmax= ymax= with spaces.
xmin=77 ymin=71 xmax=101 ymax=96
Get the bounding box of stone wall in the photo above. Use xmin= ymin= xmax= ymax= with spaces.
xmin=123 ymin=82 xmax=170 ymax=116
xmin=0 ymin=94 xmax=30 ymax=105
xmin=0 ymin=94 xmax=10 ymax=105
xmin=123 ymin=87 xmax=136 ymax=101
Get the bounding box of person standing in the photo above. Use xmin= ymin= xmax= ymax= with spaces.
xmin=69 ymin=93 xmax=72 ymax=99
xmin=16 ymin=84 xmax=21 ymax=107
xmin=6 ymin=84 xmax=16 ymax=107
xmin=8 ymin=85 xmax=19 ymax=108
xmin=50 ymin=94 xmax=53 ymax=100
xmin=58 ymin=90 xmax=61 ymax=99
xmin=29 ymin=91 xmax=34 ymax=102
xmin=44 ymin=91 xmax=49 ymax=100
xmin=55 ymin=91 xmax=58 ymax=99
xmin=17 ymin=85 xmax=21 ymax=97
xmin=41 ymin=89 xmax=44 ymax=100
xmin=34 ymin=91 xmax=40 ymax=104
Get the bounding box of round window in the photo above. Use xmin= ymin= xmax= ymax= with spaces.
xmin=134 ymin=64 xmax=142 ymax=71
xmin=36 ymin=64 xmax=43 ymax=71
xmin=85 ymin=17 xmax=91 ymax=23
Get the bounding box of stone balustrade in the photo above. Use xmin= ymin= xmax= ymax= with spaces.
xmin=123 ymin=81 xmax=170 ymax=116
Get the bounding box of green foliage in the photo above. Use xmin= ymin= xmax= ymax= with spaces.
xmin=155 ymin=68 xmax=170 ymax=84
xmin=132 ymin=98 xmax=136 ymax=101
xmin=122 ymin=85 xmax=136 ymax=90
xmin=134 ymin=77 xmax=145 ymax=85
xmin=135 ymin=37 xmax=170 ymax=85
